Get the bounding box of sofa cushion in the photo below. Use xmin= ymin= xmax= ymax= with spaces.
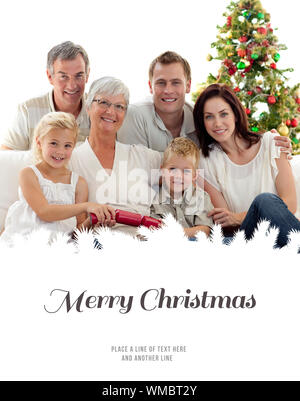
xmin=0 ymin=150 xmax=32 ymax=230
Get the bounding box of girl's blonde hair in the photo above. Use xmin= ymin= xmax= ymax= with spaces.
xmin=32 ymin=112 xmax=78 ymax=162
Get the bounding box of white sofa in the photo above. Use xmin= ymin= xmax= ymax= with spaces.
xmin=0 ymin=150 xmax=300 ymax=231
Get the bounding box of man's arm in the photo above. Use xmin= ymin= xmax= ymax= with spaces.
xmin=117 ymin=105 xmax=149 ymax=147
xmin=0 ymin=145 xmax=13 ymax=150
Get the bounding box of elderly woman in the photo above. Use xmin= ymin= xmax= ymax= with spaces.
xmin=70 ymin=77 xmax=162 ymax=235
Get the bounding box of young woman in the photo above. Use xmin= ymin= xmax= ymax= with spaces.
xmin=193 ymin=83 xmax=300 ymax=248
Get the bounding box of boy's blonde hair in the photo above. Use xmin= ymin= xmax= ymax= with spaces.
xmin=162 ymin=137 xmax=200 ymax=169
xmin=32 ymin=112 xmax=78 ymax=163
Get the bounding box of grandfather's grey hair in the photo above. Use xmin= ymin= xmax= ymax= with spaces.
xmin=47 ymin=41 xmax=90 ymax=74
xmin=86 ymin=77 xmax=130 ymax=108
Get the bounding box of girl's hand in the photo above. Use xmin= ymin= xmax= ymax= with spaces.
xmin=207 ymin=208 xmax=242 ymax=228
xmin=86 ymin=203 xmax=116 ymax=227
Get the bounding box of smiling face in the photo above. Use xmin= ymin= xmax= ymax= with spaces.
xmin=87 ymin=93 xmax=127 ymax=136
xmin=162 ymin=154 xmax=196 ymax=199
xmin=37 ymin=128 xmax=76 ymax=168
xmin=47 ymin=54 xmax=89 ymax=113
xmin=203 ymin=96 xmax=236 ymax=145
xmin=148 ymin=62 xmax=191 ymax=118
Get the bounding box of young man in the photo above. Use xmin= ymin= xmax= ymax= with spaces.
xmin=117 ymin=51 xmax=199 ymax=152
xmin=0 ymin=41 xmax=90 ymax=150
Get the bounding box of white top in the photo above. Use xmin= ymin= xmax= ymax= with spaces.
xmin=69 ymin=139 xmax=162 ymax=235
xmin=1 ymin=165 xmax=79 ymax=242
xmin=199 ymin=131 xmax=281 ymax=213
xmin=117 ymin=97 xmax=199 ymax=151
xmin=1 ymin=91 xmax=90 ymax=150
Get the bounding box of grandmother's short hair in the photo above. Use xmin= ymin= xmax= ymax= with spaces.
xmin=86 ymin=77 xmax=130 ymax=108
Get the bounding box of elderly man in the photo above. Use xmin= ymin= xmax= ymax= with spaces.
xmin=0 ymin=41 xmax=90 ymax=150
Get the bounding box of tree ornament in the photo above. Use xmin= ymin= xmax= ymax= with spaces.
xmin=251 ymin=53 xmax=259 ymax=60
xmin=234 ymin=87 xmax=241 ymax=92
xmin=262 ymin=40 xmax=269 ymax=47
xmin=252 ymin=18 xmax=258 ymax=24
xmin=228 ymin=66 xmax=237 ymax=75
xmin=277 ymin=123 xmax=289 ymax=136
xmin=296 ymin=98 xmax=300 ymax=105
xmin=270 ymin=63 xmax=277 ymax=69
xmin=273 ymin=53 xmax=280 ymax=62
xmin=291 ymin=118 xmax=298 ymax=127
xmin=267 ymin=96 xmax=276 ymax=104
xmin=238 ymin=16 xmax=245 ymax=22
xmin=257 ymin=12 xmax=265 ymax=19
xmin=257 ymin=27 xmax=267 ymax=35
xmin=239 ymin=36 xmax=248 ymax=43
xmin=226 ymin=16 xmax=232 ymax=27
xmin=298 ymin=107 xmax=300 ymax=113
xmin=206 ymin=54 xmax=213 ymax=61
xmin=286 ymin=119 xmax=291 ymax=126
xmin=237 ymin=61 xmax=246 ymax=69
xmin=292 ymin=137 xmax=299 ymax=144
xmin=226 ymin=40 xmax=232 ymax=45
xmin=247 ymin=91 xmax=253 ymax=96
xmin=251 ymin=127 xmax=259 ymax=132
xmin=245 ymin=108 xmax=251 ymax=115
xmin=256 ymin=86 xmax=262 ymax=93
xmin=237 ymin=48 xmax=246 ymax=58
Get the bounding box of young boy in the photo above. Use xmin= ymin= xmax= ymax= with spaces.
xmin=150 ymin=137 xmax=213 ymax=238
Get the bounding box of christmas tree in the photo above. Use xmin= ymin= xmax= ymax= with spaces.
xmin=192 ymin=0 xmax=300 ymax=154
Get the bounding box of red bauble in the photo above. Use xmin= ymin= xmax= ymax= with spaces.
xmin=239 ymin=36 xmax=248 ymax=43
xmin=262 ymin=40 xmax=269 ymax=47
xmin=227 ymin=16 xmax=232 ymax=27
xmin=296 ymin=98 xmax=300 ymax=104
xmin=291 ymin=118 xmax=298 ymax=127
xmin=256 ymin=86 xmax=263 ymax=93
xmin=223 ymin=59 xmax=233 ymax=68
xmin=267 ymin=96 xmax=276 ymax=105
xmin=228 ymin=66 xmax=237 ymax=75
xmin=257 ymin=27 xmax=267 ymax=35
xmin=269 ymin=28 xmax=273 ymax=33
xmin=245 ymin=108 xmax=251 ymax=115
xmin=270 ymin=63 xmax=277 ymax=69
xmin=286 ymin=119 xmax=291 ymax=126
xmin=234 ymin=87 xmax=240 ymax=92
xmin=241 ymin=73 xmax=245 ymax=77
xmin=247 ymin=91 xmax=253 ymax=96
xmin=237 ymin=48 xmax=246 ymax=58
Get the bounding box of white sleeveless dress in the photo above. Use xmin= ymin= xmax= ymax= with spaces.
xmin=1 ymin=165 xmax=79 ymax=242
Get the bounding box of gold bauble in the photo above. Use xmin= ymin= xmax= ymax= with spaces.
xmin=206 ymin=54 xmax=213 ymax=61
xmin=277 ymin=123 xmax=289 ymax=136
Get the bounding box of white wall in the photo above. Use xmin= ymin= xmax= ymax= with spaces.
xmin=0 ymin=0 xmax=298 ymax=138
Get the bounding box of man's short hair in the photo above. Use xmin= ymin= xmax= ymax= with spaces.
xmin=162 ymin=137 xmax=200 ymax=169
xmin=47 ymin=41 xmax=90 ymax=74
xmin=149 ymin=51 xmax=191 ymax=82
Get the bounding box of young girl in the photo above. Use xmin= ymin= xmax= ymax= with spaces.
xmin=193 ymin=83 xmax=300 ymax=248
xmin=1 ymin=112 xmax=116 ymax=243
